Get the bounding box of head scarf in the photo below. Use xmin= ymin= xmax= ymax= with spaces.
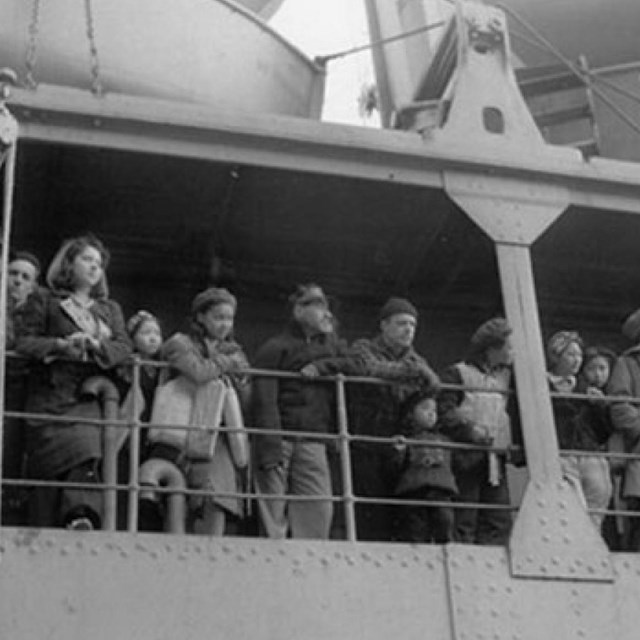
xmin=546 ymin=331 xmax=583 ymax=369
xmin=126 ymin=310 xmax=160 ymax=338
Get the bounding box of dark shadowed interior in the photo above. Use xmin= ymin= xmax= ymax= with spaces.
xmin=9 ymin=140 xmax=640 ymax=366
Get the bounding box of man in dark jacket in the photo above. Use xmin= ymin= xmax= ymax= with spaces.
xmin=347 ymin=297 xmax=440 ymax=541
xmin=608 ymin=308 xmax=640 ymax=550
xmin=3 ymin=251 xmax=41 ymax=524
xmin=252 ymin=284 xmax=349 ymax=539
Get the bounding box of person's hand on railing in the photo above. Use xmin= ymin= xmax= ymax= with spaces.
xmin=470 ymin=424 xmax=493 ymax=446
xmin=300 ymin=363 xmax=320 ymax=379
xmin=67 ymin=331 xmax=101 ymax=356
xmin=217 ymin=353 xmax=246 ymax=375
xmin=392 ymin=434 xmax=408 ymax=453
xmin=416 ymin=362 xmax=440 ymax=392
xmin=585 ymin=386 xmax=606 ymax=405
xmin=55 ymin=334 xmax=89 ymax=360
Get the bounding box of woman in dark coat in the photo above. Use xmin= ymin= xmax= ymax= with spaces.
xmin=16 ymin=234 xmax=131 ymax=529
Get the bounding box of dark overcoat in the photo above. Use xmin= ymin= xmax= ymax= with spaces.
xmin=16 ymin=290 xmax=131 ymax=478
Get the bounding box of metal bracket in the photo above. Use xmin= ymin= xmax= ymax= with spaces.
xmin=509 ymin=480 xmax=613 ymax=582
xmin=445 ymin=169 xmax=613 ymax=582
xmin=444 ymin=170 xmax=568 ymax=245
xmin=432 ymin=1 xmax=580 ymax=163
xmin=0 ymin=69 xmax=19 ymax=152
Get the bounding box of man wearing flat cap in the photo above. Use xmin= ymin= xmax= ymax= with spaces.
xmin=346 ymin=296 xmax=440 ymax=541
xmin=438 ymin=317 xmax=519 ymax=545
xmin=252 ymin=283 xmax=351 ymax=539
xmin=607 ymin=308 xmax=640 ymax=550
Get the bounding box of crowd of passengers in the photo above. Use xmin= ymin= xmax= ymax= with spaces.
xmin=4 ymin=234 xmax=640 ymax=550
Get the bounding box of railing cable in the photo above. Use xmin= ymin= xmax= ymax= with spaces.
xmin=495 ymin=2 xmax=640 ymax=140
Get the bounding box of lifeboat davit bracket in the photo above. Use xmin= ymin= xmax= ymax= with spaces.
xmin=441 ymin=2 xmax=613 ymax=583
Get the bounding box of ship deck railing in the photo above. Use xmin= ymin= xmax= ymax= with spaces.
xmin=1 ymin=353 xmax=638 ymax=539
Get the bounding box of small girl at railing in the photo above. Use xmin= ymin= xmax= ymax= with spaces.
xmin=118 ymin=311 xmax=165 ymax=530
xmin=393 ymin=391 xmax=458 ymax=543
xmin=575 ymin=346 xmax=617 ymax=532
xmin=119 ymin=310 xmax=165 ymax=432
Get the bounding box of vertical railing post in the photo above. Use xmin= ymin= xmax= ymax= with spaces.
xmin=126 ymin=356 xmax=142 ymax=532
xmin=82 ymin=377 xmax=119 ymax=531
xmin=336 ymin=374 xmax=356 ymax=542
xmin=0 ymin=79 xmax=19 ymax=524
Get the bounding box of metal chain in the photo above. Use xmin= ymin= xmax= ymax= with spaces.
xmin=84 ymin=0 xmax=104 ymax=96
xmin=24 ymin=0 xmax=41 ymax=90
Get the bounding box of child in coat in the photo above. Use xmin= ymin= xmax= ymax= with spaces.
xmin=120 ymin=311 xmax=165 ymax=430
xmin=118 ymin=311 xmax=165 ymax=530
xmin=575 ymin=346 xmax=616 ymax=533
xmin=394 ymin=391 xmax=458 ymax=543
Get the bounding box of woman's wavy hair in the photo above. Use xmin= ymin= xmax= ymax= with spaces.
xmin=46 ymin=234 xmax=110 ymax=299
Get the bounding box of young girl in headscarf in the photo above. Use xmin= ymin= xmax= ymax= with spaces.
xmin=120 ymin=310 xmax=164 ymax=429
xmin=16 ymin=234 xmax=131 ymax=529
xmin=575 ymin=346 xmax=617 ymax=532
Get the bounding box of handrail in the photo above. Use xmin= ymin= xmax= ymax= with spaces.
xmin=126 ymin=356 xmax=143 ymax=532
xmin=2 ymin=352 xmax=638 ymax=537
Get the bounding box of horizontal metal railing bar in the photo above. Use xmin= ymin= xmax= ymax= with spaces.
xmin=15 ymin=351 xmax=640 ymax=404
xmin=12 ymin=474 xmax=640 ymax=519
xmin=559 ymin=449 xmax=639 ymax=461
xmin=3 ymin=410 xmax=525 ymax=455
xmin=548 ymin=389 xmax=640 ymax=404
xmin=14 ymin=351 xmax=640 ymax=405
xmin=0 ymin=477 xmax=519 ymax=511
xmin=9 ymin=403 xmax=640 ymax=460
xmin=5 ymin=351 xmax=515 ymax=394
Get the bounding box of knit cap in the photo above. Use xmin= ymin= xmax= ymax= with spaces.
xmin=191 ymin=287 xmax=237 ymax=315
xmin=378 ymin=297 xmax=418 ymax=321
xmin=9 ymin=250 xmax=41 ymax=274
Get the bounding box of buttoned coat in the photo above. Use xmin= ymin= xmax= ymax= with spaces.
xmin=16 ymin=289 xmax=131 ymax=478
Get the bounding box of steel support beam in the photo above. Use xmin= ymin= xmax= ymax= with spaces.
xmin=442 ymin=1 xmax=612 ymax=582
xmin=5 ymin=85 xmax=640 ymax=218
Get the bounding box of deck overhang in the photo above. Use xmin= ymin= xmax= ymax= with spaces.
xmin=7 ymin=84 xmax=640 ymax=216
